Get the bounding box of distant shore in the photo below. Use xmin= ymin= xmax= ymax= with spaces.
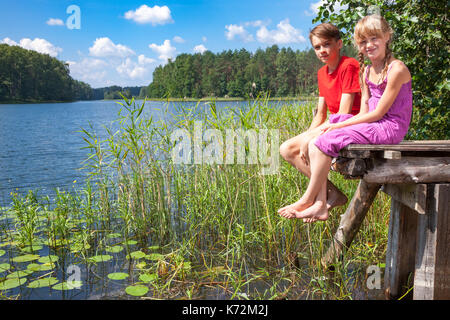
xmin=1 ymin=95 xmax=317 ymax=104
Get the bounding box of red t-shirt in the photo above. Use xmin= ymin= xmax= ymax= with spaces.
xmin=317 ymin=56 xmax=361 ymax=115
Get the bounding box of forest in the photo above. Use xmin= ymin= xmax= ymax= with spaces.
xmin=0 ymin=44 xmax=93 ymax=102
xmin=143 ymin=45 xmax=351 ymax=99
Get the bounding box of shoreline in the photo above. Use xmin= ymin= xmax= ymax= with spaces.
xmin=1 ymin=96 xmax=317 ymax=104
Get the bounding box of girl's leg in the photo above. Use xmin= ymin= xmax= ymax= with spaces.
xmin=282 ymin=139 xmax=332 ymax=220
xmin=278 ymin=131 xmax=347 ymax=216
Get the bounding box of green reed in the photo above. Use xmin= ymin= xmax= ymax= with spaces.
xmin=1 ymin=95 xmax=390 ymax=299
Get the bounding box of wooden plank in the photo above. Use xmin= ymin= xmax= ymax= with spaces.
xmin=414 ymin=184 xmax=450 ymax=300
xmin=321 ymin=180 xmax=381 ymax=267
xmin=343 ymin=140 xmax=450 ymax=152
xmin=384 ymin=199 xmax=418 ymax=299
xmin=381 ymin=184 xmax=427 ymax=214
xmin=333 ymin=158 xmax=367 ymax=176
xmin=363 ymin=157 xmax=450 ymax=184
xmin=383 ymin=150 xmax=401 ymax=160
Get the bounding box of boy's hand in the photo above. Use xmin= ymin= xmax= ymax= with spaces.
xmin=299 ymin=141 xmax=309 ymax=166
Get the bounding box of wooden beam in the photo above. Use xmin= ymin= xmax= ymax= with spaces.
xmin=321 ymin=180 xmax=381 ymax=267
xmin=381 ymin=184 xmax=427 ymax=214
xmin=414 ymin=184 xmax=450 ymax=300
xmin=344 ymin=141 xmax=450 ymax=152
xmin=384 ymin=199 xmax=418 ymax=299
xmin=363 ymin=157 xmax=450 ymax=184
xmin=383 ymin=150 xmax=402 ymax=160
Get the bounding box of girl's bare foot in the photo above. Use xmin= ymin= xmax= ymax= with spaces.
xmin=278 ymin=198 xmax=313 ymax=219
xmin=287 ymin=200 xmax=329 ymax=222
xmin=278 ymin=183 xmax=346 ymax=217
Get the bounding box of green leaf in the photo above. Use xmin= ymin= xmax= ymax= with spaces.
xmin=12 ymin=254 xmax=40 ymax=263
xmin=107 ymin=272 xmax=129 ymax=280
xmin=138 ymin=273 xmax=157 ymax=283
xmin=125 ymin=285 xmax=149 ymax=296
xmin=27 ymin=277 xmax=59 ymax=288
xmin=52 ymin=281 xmax=83 ymax=290
xmin=105 ymin=245 xmax=123 ymax=253
xmin=146 ymin=253 xmax=164 ymax=261
xmin=127 ymin=250 xmax=146 ymax=260
xmin=0 ymin=277 xmax=27 ymax=290
xmin=0 ymin=263 xmax=11 ymax=272
xmin=6 ymin=269 xmax=33 ymax=279
xmin=38 ymin=255 xmax=59 ymax=264
xmin=87 ymin=254 xmax=113 ymax=263
xmin=0 ymin=249 xmax=5 ymax=257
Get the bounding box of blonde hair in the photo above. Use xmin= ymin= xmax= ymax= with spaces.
xmin=354 ymin=14 xmax=394 ymax=85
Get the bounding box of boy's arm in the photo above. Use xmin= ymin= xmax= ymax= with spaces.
xmin=336 ymin=93 xmax=355 ymax=114
xmin=308 ymin=96 xmax=327 ymax=131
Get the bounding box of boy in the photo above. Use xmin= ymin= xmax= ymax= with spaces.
xmin=278 ymin=23 xmax=361 ymax=215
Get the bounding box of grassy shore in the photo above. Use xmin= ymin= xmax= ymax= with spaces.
xmin=0 ymin=97 xmax=389 ymax=299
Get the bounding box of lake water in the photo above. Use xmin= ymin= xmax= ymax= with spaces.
xmin=0 ymin=99 xmax=280 ymax=206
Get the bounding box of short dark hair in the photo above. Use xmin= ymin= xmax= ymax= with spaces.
xmin=309 ymin=23 xmax=341 ymax=43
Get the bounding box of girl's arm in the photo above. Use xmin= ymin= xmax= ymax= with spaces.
xmin=323 ymin=62 xmax=411 ymax=132
xmin=358 ymin=66 xmax=370 ymax=115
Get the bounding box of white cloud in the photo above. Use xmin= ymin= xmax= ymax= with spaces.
xmin=46 ymin=18 xmax=65 ymax=26
xmin=1 ymin=37 xmax=62 ymax=57
xmin=173 ymin=36 xmax=185 ymax=43
xmin=89 ymin=37 xmax=135 ymax=58
xmin=193 ymin=44 xmax=207 ymax=54
xmin=68 ymin=58 xmax=108 ymax=85
xmin=149 ymin=39 xmax=176 ymax=63
xmin=306 ymin=0 xmax=348 ymax=16
xmin=225 ymin=24 xmax=254 ymax=42
xmin=138 ymin=54 xmax=156 ymax=65
xmin=1 ymin=37 xmax=18 ymax=46
xmin=256 ymin=19 xmax=306 ymax=44
xmin=124 ymin=4 xmax=173 ymax=25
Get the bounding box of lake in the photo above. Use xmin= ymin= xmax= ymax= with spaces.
xmin=0 ymin=99 xmax=287 ymax=207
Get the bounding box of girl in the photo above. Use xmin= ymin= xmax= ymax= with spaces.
xmin=279 ymin=14 xmax=412 ymax=222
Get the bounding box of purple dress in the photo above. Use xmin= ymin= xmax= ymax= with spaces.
xmin=314 ymin=61 xmax=412 ymax=158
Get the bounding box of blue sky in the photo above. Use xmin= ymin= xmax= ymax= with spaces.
xmin=0 ymin=0 xmax=326 ymax=88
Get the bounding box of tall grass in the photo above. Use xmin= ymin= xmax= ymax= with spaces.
xmin=1 ymin=96 xmax=390 ymax=299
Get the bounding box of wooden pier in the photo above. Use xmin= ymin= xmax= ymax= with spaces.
xmin=322 ymin=140 xmax=450 ymax=300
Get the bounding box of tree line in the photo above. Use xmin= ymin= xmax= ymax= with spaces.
xmin=0 ymin=44 xmax=93 ymax=102
xmin=143 ymin=45 xmax=355 ymax=99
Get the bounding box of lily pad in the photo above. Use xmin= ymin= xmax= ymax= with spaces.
xmin=87 ymin=254 xmax=112 ymax=263
xmin=146 ymin=253 xmax=164 ymax=261
xmin=0 ymin=263 xmax=11 ymax=272
xmin=0 ymin=277 xmax=27 ymax=290
xmin=107 ymin=233 xmax=121 ymax=239
xmin=107 ymin=272 xmax=129 ymax=280
xmin=105 ymin=245 xmax=123 ymax=253
xmin=127 ymin=250 xmax=146 ymax=260
xmin=139 ymin=273 xmax=157 ymax=283
xmin=0 ymin=249 xmax=5 ymax=257
xmin=12 ymin=254 xmax=40 ymax=263
xmin=27 ymin=263 xmax=55 ymax=272
xmin=20 ymin=244 xmax=43 ymax=253
xmin=38 ymin=255 xmax=59 ymax=264
xmin=125 ymin=285 xmax=149 ymax=297
xmin=27 ymin=277 xmax=58 ymax=288
xmin=6 ymin=269 xmax=33 ymax=279
xmin=123 ymin=240 xmax=137 ymax=246
xmin=52 ymin=280 xmax=83 ymax=290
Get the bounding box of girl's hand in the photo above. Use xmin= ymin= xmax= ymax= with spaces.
xmin=320 ymin=123 xmax=338 ymax=134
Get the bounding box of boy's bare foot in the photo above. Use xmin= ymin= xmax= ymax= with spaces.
xmin=288 ymin=201 xmax=329 ymax=222
xmin=326 ymin=184 xmax=348 ymax=211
